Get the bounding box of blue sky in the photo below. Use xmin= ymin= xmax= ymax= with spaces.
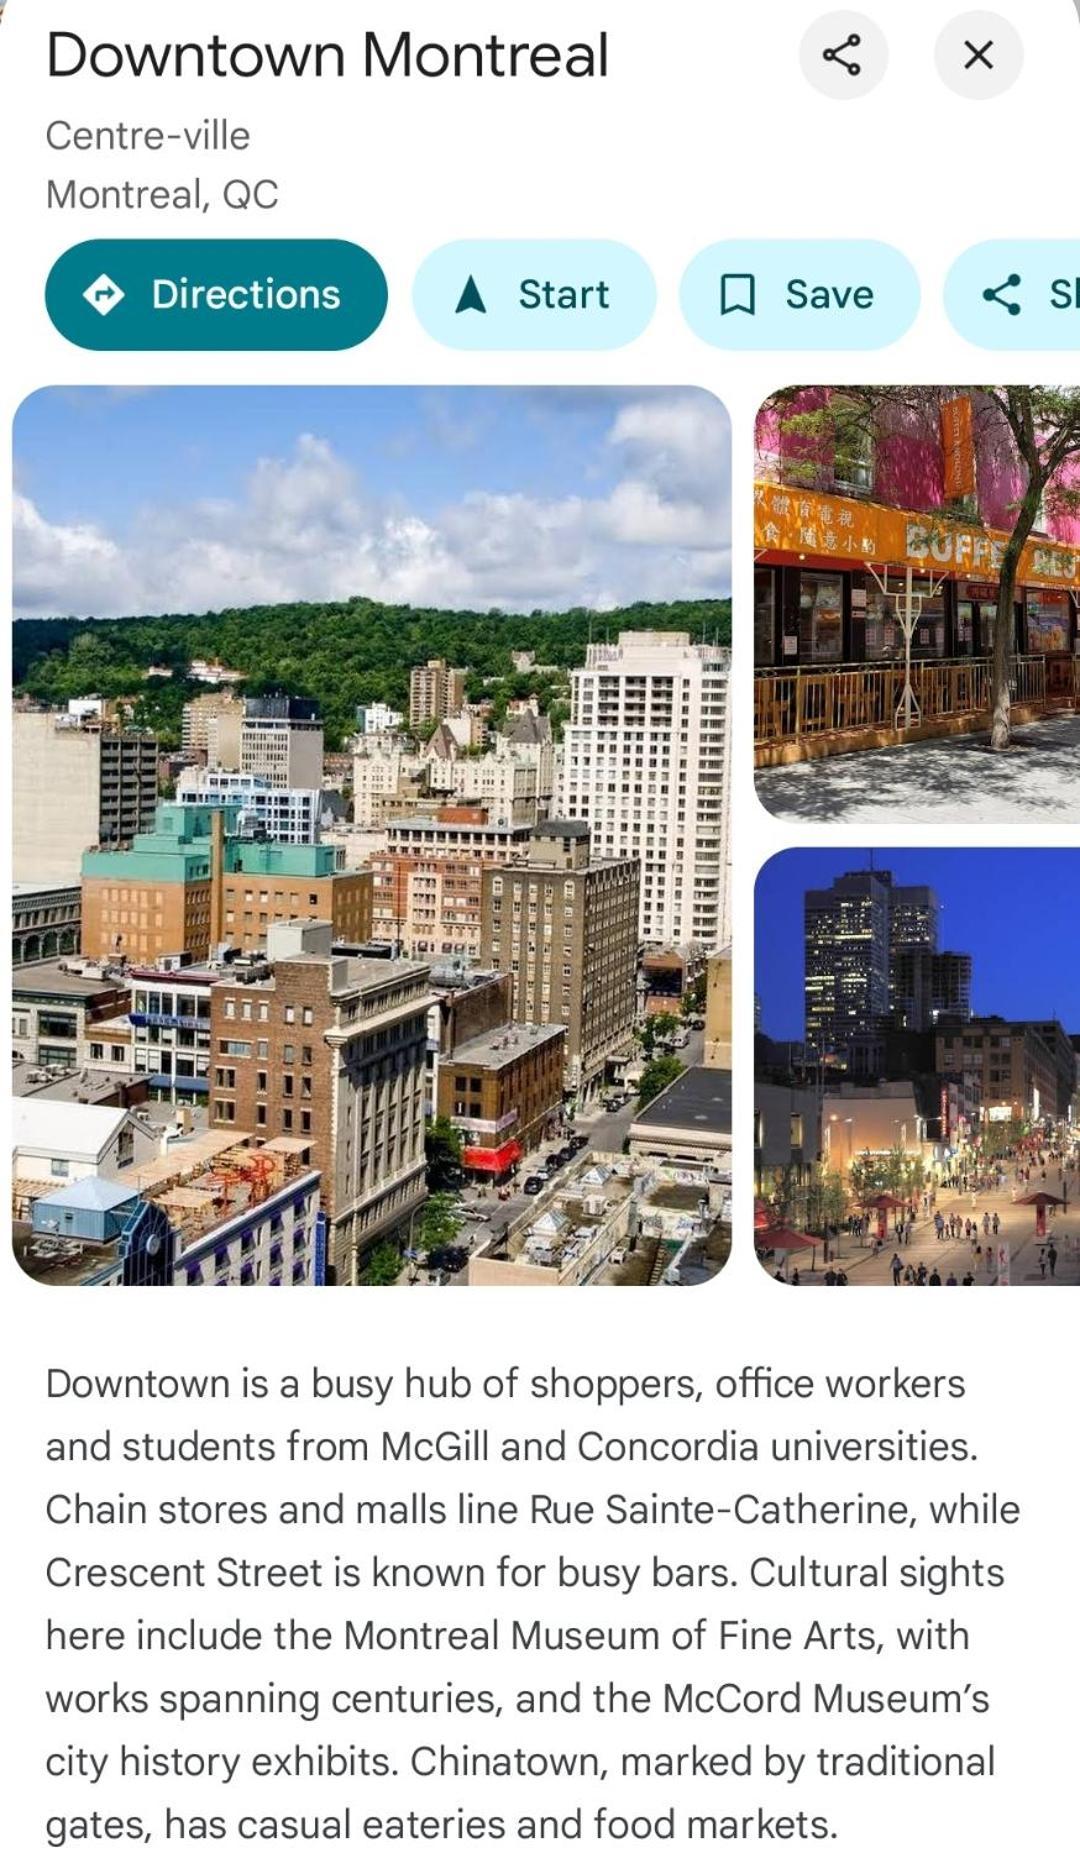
xmin=756 ymin=849 xmax=1080 ymax=1041
xmin=13 ymin=386 xmax=731 ymax=618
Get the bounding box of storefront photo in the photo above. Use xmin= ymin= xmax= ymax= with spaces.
xmin=752 ymin=387 xmax=1080 ymax=821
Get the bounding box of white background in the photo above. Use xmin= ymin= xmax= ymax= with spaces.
xmin=1 ymin=3 xmax=1078 ymax=1849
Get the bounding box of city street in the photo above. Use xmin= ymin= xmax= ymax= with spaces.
xmin=784 ymin=1168 xmax=1080 ymax=1288
xmin=406 ymin=1026 xmax=706 ymax=1283
xmin=756 ymin=713 xmax=1080 ymax=825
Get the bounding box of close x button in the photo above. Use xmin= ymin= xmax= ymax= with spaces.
xmin=935 ymin=12 xmax=1024 ymax=97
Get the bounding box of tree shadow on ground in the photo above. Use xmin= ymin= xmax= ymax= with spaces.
xmin=756 ymin=714 xmax=1080 ymax=822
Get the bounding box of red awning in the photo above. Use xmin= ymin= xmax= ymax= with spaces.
xmin=462 ymin=1139 xmax=524 ymax=1174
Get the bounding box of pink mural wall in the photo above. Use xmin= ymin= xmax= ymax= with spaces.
xmin=756 ymin=389 xmax=1080 ymax=545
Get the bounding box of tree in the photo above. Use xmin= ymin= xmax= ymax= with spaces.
xmin=414 ymin=1192 xmax=462 ymax=1254
xmin=982 ymin=388 xmax=1080 ymax=747
xmin=638 ymin=1055 xmax=684 ymax=1109
xmin=358 ymin=1242 xmax=403 ymax=1287
xmin=425 ymin=1117 xmax=464 ymax=1189
xmin=769 ymin=384 xmax=1080 ymax=750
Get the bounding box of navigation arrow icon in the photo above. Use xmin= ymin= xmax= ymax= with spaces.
xmin=455 ymin=274 xmax=487 ymax=315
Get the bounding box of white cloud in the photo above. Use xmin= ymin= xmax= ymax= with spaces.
xmin=13 ymin=393 xmax=731 ymax=618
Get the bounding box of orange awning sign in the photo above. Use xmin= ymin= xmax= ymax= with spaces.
xmin=754 ymin=481 xmax=1080 ymax=590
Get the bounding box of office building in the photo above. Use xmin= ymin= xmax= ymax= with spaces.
xmin=208 ymin=921 xmax=431 ymax=1282
xmin=176 ymin=768 xmax=323 ymax=845
xmin=352 ymin=742 xmax=423 ymax=828
xmin=81 ymin=803 xmax=223 ymax=964
xmin=239 ymin=696 xmax=323 ymax=789
xmin=480 ymin=821 xmax=639 ymax=1100
xmin=82 ymin=803 xmax=371 ymax=962
xmin=891 ymin=947 xmax=973 ymax=1032
xmin=216 ymin=839 xmax=372 ymax=953
xmin=559 ymin=631 xmax=731 ymax=947
xmin=934 ymin=1017 xmax=1070 ymax=1125
xmin=181 ymin=689 xmax=242 ymax=755
xmin=409 ymin=659 xmax=467 ymax=730
xmin=14 ymin=710 xmax=158 ymax=884
xmin=371 ymin=807 xmax=533 ymax=962
xmin=13 ymin=960 xmax=129 ymax=1073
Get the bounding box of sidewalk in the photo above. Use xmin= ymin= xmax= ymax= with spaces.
xmin=756 ymin=712 xmax=1080 ymax=824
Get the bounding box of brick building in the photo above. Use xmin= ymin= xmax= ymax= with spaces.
xmin=371 ymin=807 xmax=532 ymax=961
xmin=437 ymin=1022 xmax=566 ymax=1178
xmin=480 ymin=821 xmax=640 ymax=1101
xmin=208 ymin=922 xmax=430 ymax=1282
xmin=934 ymin=1017 xmax=1072 ymax=1125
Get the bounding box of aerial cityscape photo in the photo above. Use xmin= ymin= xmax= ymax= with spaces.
xmin=12 ymin=386 xmax=733 ymax=1289
xmin=755 ymin=849 xmax=1080 ymax=1288
xmin=753 ymin=384 xmax=1080 ymax=823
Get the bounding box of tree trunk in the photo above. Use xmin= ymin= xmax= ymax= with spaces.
xmin=989 ymin=474 xmax=1045 ymax=750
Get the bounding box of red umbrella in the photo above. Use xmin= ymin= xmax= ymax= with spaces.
xmin=755 ymin=1226 xmax=823 ymax=1251
xmin=1015 ymin=1191 xmax=1064 ymax=1239
xmin=867 ymin=1192 xmax=906 ymax=1210
xmin=754 ymin=1198 xmax=774 ymax=1231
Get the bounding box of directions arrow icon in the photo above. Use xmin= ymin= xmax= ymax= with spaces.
xmin=455 ymin=274 xmax=487 ymax=315
xmin=83 ymin=272 xmax=126 ymax=317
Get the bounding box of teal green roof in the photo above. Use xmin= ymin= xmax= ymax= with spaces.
xmin=82 ymin=800 xmax=242 ymax=884
xmin=224 ymin=840 xmax=338 ymax=877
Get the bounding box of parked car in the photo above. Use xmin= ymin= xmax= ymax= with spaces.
xmin=466 ymin=1210 xmax=492 ymax=1223
xmin=605 ymin=1095 xmax=626 ymax=1113
xmin=570 ymin=1133 xmax=589 ymax=1153
xmin=523 ymin=1175 xmax=546 ymax=1195
xmin=426 ymin=1245 xmax=469 ymax=1274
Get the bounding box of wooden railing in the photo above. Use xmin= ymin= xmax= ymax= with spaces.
xmin=754 ymin=655 xmax=1063 ymax=747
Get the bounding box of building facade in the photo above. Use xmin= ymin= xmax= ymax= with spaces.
xmin=355 ymin=701 xmax=404 ymax=735
xmin=559 ymin=631 xmax=731 ymax=949
xmin=754 ymin=389 xmax=1080 ymax=754
xmin=436 ymin=1022 xmax=566 ymax=1178
xmin=13 ymin=881 xmax=81 ymax=966
xmin=217 ymin=840 xmax=372 ymax=952
xmin=208 ymin=922 xmax=430 ymax=1282
xmin=239 ymin=696 xmax=323 ymax=789
xmin=409 ymin=659 xmax=467 ymax=730
xmin=177 ymin=768 xmax=323 ymax=845
xmin=13 ymin=961 xmax=129 ymax=1073
xmin=934 ymin=1018 xmax=1068 ymax=1125
xmin=81 ymin=804 xmax=222 ymax=964
xmin=182 ymin=689 xmax=242 ymax=754
xmin=371 ymin=807 xmax=533 ymax=962
xmin=480 ymin=821 xmax=640 ymax=1100
xmin=14 ymin=711 xmax=158 ymax=885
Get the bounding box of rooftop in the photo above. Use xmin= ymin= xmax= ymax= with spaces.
xmin=14 ymin=879 xmax=82 ymax=898
xmin=532 ymin=820 xmax=590 ymax=840
xmin=13 ymin=1097 xmax=136 ymax=1161
xmin=13 ymin=959 xmax=125 ymax=999
xmin=12 ymin=1062 xmax=138 ymax=1107
xmin=631 ymin=1064 xmax=733 ymax=1135
xmin=445 ymin=1021 xmax=566 ymax=1071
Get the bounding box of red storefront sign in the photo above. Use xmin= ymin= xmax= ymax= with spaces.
xmin=462 ymin=1139 xmax=524 ymax=1173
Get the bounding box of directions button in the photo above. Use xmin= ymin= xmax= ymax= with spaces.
xmin=682 ymin=240 xmax=920 ymax=350
xmin=414 ymin=241 xmax=656 ymax=349
xmin=46 ymin=240 xmax=388 ymax=350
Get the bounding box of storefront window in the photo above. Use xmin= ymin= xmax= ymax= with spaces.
xmin=754 ymin=567 xmax=777 ymax=666
xmin=799 ymin=572 xmax=843 ymax=663
xmin=862 ymin=591 xmax=946 ymax=660
xmin=1026 ymin=589 xmax=1071 ymax=654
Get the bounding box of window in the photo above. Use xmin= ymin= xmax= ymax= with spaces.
xmin=283 ymin=1074 xmax=294 ymax=1097
xmin=283 ymin=1045 xmax=295 ymax=1064
xmin=50 ymin=1158 xmax=70 ymax=1178
xmin=284 ymin=1005 xmax=295 ymax=1024
xmin=302 ymin=1007 xmax=314 ymax=1026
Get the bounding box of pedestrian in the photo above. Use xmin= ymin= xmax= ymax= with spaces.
xmin=1047 ymin=1243 xmax=1058 ymax=1278
xmin=992 ymin=1212 xmax=1000 ymax=1238
xmin=790 ymin=1269 xmax=800 ymax=1286
xmin=929 ymin=1268 xmax=942 ymax=1286
xmin=917 ymin=1263 xmax=927 ymax=1285
xmin=946 ymin=1272 xmax=958 ymax=1286
xmin=891 ymin=1252 xmax=903 ymax=1286
xmin=962 ymin=1272 xmax=974 ymax=1286
xmin=1038 ymin=1251 xmax=1047 ymax=1279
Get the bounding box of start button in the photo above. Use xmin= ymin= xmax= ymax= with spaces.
xmin=414 ymin=240 xmax=655 ymax=349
